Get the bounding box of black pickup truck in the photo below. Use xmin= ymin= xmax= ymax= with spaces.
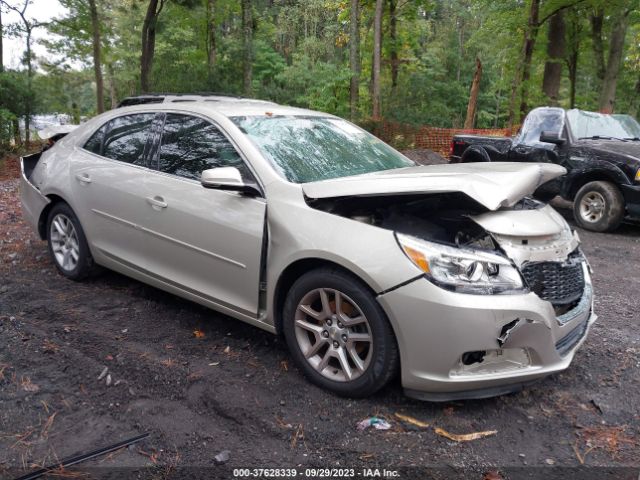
xmin=450 ymin=107 xmax=640 ymax=232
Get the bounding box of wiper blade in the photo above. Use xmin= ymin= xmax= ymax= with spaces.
xmin=578 ymin=135 xmax=628 ymax=142
xmin=623 ymin=137 xmax=640 ymax=141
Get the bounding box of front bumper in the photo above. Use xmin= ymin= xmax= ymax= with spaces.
xmin=621 ymin=184 xmax=640 ymax=218
xmin=378 ymin=268 xmax=595 ymax=401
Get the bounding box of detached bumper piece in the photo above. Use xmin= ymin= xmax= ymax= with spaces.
xmin=555 ymin=318 xmax=589 ymax=356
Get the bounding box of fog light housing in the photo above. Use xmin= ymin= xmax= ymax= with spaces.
xmin=451 ymin=348 xmax=531 ymax=377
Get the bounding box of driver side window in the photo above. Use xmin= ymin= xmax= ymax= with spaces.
xmin=519 ymin=110 xmax=565 ymax=147
xmin=157 ymin=114 xmax=252 ymax=181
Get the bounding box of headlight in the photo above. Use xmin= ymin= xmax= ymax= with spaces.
xmin=635 ymin=167 xmax=640 ymax=183
xmin=396 ymin=233 xmax=526 ymax=295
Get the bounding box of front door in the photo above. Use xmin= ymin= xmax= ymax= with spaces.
xmin=138 ymin=113 xmax=266 ymax=317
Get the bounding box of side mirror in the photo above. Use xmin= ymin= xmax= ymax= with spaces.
xmin=539 ymin=131 xmax=565 ymax=145
xmin=201 ymin=167 xmax=261 ymax=197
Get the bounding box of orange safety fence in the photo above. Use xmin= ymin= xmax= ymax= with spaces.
xmin=371 ymin=121 xmax=519 ymax=157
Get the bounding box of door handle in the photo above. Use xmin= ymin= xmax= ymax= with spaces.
xmin=75 ymin=173 xmax=92 ymax=184
xmin=146 ymin=196 xmax=168 ymax=209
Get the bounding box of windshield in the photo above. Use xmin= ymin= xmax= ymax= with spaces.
xmin=231 ymin=115 xmax=415 ymax=183
xmin=567 ymin=109 xmax=640 ymax=140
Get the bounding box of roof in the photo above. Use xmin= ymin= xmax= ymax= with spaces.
xmin=114 ymin=93 xmax=328 ymax=118
xmin=117 ymin=93 xmax=279 ymax=107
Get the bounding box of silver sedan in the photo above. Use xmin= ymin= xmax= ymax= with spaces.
xmin=20 ymin=95 xmax=596 ymax=400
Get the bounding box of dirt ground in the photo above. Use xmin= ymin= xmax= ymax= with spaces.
xmin=1 ymin=152 xmax=639 ymax=480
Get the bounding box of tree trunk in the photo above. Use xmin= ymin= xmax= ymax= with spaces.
xmin=0 ymin=8 xmax=4 ymax=73
xmin=206 ymin=0 xmax=216 ymax=78
xmin=541 ymin=11 xmax=565 ymax=106
xmin=507 ymin=65 xmax=520 ymax=130
xmin=12 ymin=118 xmax=20 ymax=146
xmin=630 ymin=75 xmax=640 ymax=118
xmin=598 ymin=12 xmax=629 ymax=113
xmin=371 ymin=0 xmax=383 ymax=120
xmin=567 ymin=49 xmax=578 ymax=109
xmin=590 ymin=9 xmax=605 ymax=88
xmin=518 ymin=0 xmax=540 ymax=120
xmin=349 ymin=0 xmax=360 ymax=120
xmin=88 ymin=0 xmax=104 ymax=113
xmin=565 ymin=12 xmax=581 ymax=110
xmin=389 ymin=0 xmax=398 ymax=89
xmin=241 ymin=0 xmax=252 ymax=96
xmin=108 ymin=63 xmax=118 ymax=109
xmin=141 ymin=0 xmax=163 ymax=93
xmin=25 ymin=28 xmax=32 ymax=144
xmin=464 ymin=57 xmax=482 ymax=129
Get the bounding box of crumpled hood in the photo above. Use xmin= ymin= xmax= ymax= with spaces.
xmin=302 ymin=162 xmax=566 ymax=211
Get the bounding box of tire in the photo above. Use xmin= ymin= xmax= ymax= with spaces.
xmin=46 ymin=202 xmax=97 ymax=280
xmin=573 ymin=181 xmax=624 ymax=232
xmin=282 ymin=267 xmax=399 ymax=398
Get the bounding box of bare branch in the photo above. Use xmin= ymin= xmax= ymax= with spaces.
xmin=538 ymin=0 xmax=586 ymax=27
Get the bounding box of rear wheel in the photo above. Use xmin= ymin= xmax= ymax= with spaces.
xmin=573 ymin=181 xmax=624 ymax=232
xmin=46 ymin=202 xmax=97 ymax=280
xmin=283 ymin=268 xmax=399 ymax=397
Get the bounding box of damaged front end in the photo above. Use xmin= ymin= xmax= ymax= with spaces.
xmin=304 ymin=164 xmax=595 ymax=400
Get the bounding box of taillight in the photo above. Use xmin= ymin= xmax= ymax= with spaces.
xmin=449 ymin=140 xmax=455 ymax=157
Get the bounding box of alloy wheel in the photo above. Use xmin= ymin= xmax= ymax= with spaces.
xmin=49 ymin=213 xmax=80 ymax=272
xmin=294 ymin=288 xmax=373 ymax=382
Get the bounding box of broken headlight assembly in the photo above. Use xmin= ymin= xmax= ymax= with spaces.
xmin=396 ymin=233 xmax=526 ymax=295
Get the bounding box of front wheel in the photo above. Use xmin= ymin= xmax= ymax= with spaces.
xmin=573 ymin=181 xmax=624 ymax=232
xmin=282 ymin=268 xmax=399 ymax=397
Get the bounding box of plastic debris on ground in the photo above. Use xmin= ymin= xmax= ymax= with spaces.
xmin=357 ymin=417 xmax=391 ymax=431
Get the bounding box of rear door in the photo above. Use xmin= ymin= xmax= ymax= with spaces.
xmin=70 ymin=113 xmax=158 ymax=266
xmin=138 ymin=113 xmax=266 ymax=317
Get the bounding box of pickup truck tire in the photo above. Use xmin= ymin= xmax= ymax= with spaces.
xmin=573 ymin=181 xmax=624 ymax=232
xmin=46 ymin=202 xmax=97 ymax=280
xmin=282 ymin=267 xmax=399 ymax=398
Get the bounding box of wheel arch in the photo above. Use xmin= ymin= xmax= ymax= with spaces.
xmin=460 ymin=146 xmax=491 ymax=163
xmin=272 ymin=258 xmax=387 ymax=337
xmin=37 ymin=194 xmax=69 ymax=240
xmin=566 ymin=169 xmax=627 ymax=200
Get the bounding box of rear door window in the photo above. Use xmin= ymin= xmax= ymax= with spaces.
xmin=157 ymin=113 xmax=251 ymax=181
xmin=84 ymin=113 xmax=155 ymax=166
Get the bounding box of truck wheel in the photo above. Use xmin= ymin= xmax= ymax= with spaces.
xmin=282 ymin=267 xmax=399 ymax=398
xmin=573 ymin=181 xmax=624 ymax=232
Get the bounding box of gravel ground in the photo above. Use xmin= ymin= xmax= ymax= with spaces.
xmin=0 ymin=152 xmax=639 ymax=480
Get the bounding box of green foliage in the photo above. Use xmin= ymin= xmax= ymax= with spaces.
xmin=1 ymin=0 xmax=640 ymax=138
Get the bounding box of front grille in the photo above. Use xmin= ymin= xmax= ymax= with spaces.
xmin=555 ymin=319 xmax=588 ymax=356
xmin=521 ymin=251 xmax=585 ymax=308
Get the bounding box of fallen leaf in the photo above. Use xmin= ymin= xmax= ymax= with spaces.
xmin=394 ymin=412 xmax=430 ymax=428
xmin=21 ymin=377 xmax=39 ymax=393
xmin=483 ymin=470 xmax=504 ymax=480
xmin=280 ymin=360 xmax=289 ymax=372
xmin=223 ymin=346 xmax=231 ymax=354
xmin=193 ymin=329 xmax=205 ymax=339
xmin=434 ymin=427 xmax=497 ymax=442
